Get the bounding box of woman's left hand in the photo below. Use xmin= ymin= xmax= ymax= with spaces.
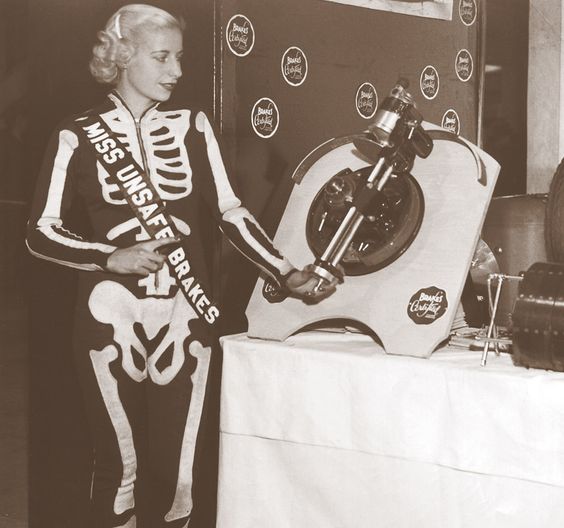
xmin=285 ymin=264 xmax=340 ymax=303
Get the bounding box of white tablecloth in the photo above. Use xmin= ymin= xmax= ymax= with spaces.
xmin=217 ymin=332 xmax=564 ymax=528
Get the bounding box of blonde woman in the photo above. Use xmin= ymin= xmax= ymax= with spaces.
xmin=27 ymin=4 xmax=337 ymax=527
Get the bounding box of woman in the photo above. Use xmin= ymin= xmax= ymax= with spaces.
xmin=26 ymin=4 xmax=337 ymax=527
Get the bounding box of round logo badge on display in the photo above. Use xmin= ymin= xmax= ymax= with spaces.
xmin=281 ymin=46 xmax=308 ymax=87
xmin=355 ymin=82 xmax=378 ymax=119
xmin=455 ymin=49 xmax=473 ymax=82
xmin=226 ymin=14 xmax=255 ymax=57
xmin=459 ymin=0 xmax=477 ymax=26
xmin=407 ymin=286 xmax=448 ymax=325
xmin=251 ymin=98 xmax=279 ymax=139
xmin=420 ymin=66 xmax=439 ymax=100
xmin=262 ymin=279 xmax=286 ymax=303
xmin=441 ymin=109 xmax=461 ymax=135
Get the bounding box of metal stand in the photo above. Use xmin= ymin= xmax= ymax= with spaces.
xmin=480 ymin=273 xmax=523 ymax=366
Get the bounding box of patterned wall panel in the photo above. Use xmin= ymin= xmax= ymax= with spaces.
xmin=218 ymin=0 xmax=480 ymax=188
xmin=216 ymin=0 xmax=481 ymax=329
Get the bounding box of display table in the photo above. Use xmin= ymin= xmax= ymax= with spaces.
xmin=217 ymin=332 xmax=564 ymax=528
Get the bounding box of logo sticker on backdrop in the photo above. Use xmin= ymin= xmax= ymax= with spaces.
xmin=441 ymin=109 xmax=460 ymax=135
xmin=226 ymin=14 xmax=255 ymax=57
xmin=459 ymin=0 xmax=477 ymax=26
xmin=420 ymin=66 xmax=439 ymax=100
xmin=281 ymin=47 xmax=308 ymax=87
xmin=355 ymin=82 xmax=378 ymax=119
xmin=407 ymin=286 xmax=448 ymax=325
xmin=455 ymin=49 xmax=473 ymax=82
xmin=251 ymin=98 xmax=279 ymax=138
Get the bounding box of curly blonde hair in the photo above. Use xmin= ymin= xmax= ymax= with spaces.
xmin=89 ymin=4 xmax=184 ymax=85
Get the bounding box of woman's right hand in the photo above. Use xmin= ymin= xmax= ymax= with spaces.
xmin=285 ymin=264 xmax=341 ymax=303
xmin=105 ymin=237 xmax=178 ymax=275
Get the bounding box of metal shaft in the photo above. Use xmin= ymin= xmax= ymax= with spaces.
xmin=481 ymin=275 xmax=503 ymax=366
xmin=328 ymin=214 xmax=365 ymax=267
xmin=314 ymin=158 xmax=392 ymax=290
xmin=320 ymin=206 xmax=359 ymax=261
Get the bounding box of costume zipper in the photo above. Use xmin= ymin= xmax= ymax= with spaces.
xmin=109 ymin=92 xmax=165 ymax=291
xmin=134 ymin=119 xmax=150 ymax=177
xmin=135 ymin=111 xmax=162 ymax=291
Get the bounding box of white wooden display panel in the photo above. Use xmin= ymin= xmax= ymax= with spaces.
xmin=246 ymin=123 xmax=499 ymax=358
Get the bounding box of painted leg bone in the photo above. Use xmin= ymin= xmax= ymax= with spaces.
xmin=165 ymin=341 xmax=212 ymax=523
xmin=90 ymin=345 xmax=137 ymax=516
xmin=89 ymin=281 xmax=199 ymax=522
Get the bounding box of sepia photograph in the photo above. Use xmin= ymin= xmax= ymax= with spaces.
xmin=3 ymin=1 xmax=563 ymax=527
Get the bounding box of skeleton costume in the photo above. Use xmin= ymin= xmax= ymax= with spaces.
xmin=27 ymin=92 xmax=295 ymax=528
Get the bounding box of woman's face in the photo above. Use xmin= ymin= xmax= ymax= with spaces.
xmin=118 ymin=26 xmax=183 ymax=113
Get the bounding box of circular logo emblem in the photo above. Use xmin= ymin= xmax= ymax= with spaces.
xmin=420 ymin=66 xmax=439 ymax=100
xmin=441 ymin=109 xmax=460 ymax=135
xmin=355 ymin=82 xmax=378 ymax=119
xmin=262 ymin=279 xmax=287 ymax=303
xmin=407 ymin=286 xmax=448 ymax=325
xmin=251 ymin=98 xmax=279 ymax=138
xmin=281 ymin=46 xmax=308 ymax=87
xmin=459 ymin=0 xmax=477 ymax=26
xmin=226 ymin=14 xmax=255 ymax=57
xmin=455 ymin=49 xmax=473 ymax=82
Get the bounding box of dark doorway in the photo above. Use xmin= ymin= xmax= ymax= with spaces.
xmin=483 ymin=0 xmax=529 ymax=197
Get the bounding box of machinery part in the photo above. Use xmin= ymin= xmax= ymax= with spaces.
xmin=306 ymin=166 xmax=424 ymax=275
xmin=546 ymin=158 xmax=564 ymax=262
xmin=470 ymin=238 xmax=500 ymax=287
xmin=481 ymin=193 xmax=548 ymax=327
xmin=512 ymin=261 xmax=564 ymax=372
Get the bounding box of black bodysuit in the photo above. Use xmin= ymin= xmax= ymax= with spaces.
xmin=27 ymin=92 xmax=294 ymax=528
